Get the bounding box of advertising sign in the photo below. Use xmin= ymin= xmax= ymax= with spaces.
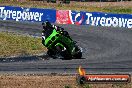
xmin=0 ymin=6 xmax=56 ymax=23
xmin=56 ymin=10 xmax=132 ymax=28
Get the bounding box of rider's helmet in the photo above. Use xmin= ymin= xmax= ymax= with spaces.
xmin=42 ymin=20 xmax=52 ymax=29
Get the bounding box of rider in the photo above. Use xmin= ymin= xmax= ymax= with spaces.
xmin=42 ymin=20 xmax=71 ymax=41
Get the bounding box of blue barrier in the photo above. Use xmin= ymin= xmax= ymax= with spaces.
xmin=0 ymin=6 xmax=56 ymax=23
xmin=0 ymin=6 xmax=131 ymax=28
xmin=56 ymin=10 xmax=132 ymax=28
xmin=72 ymin=11 xmax=132 ymax=28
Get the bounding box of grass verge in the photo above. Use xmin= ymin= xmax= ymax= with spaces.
xmin=0 ymin=1 xmax=132 ymax=14
xmin=0 ymin=32 xmax=47 ymax=58
xmin=0 ymin=75 xmax=131 ymax=88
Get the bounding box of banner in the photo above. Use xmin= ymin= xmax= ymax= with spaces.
xmin=56 ymin=10 xmax=132 ymax=28
xmin=0 ymin=6 xmax=56 ymax=23
xmin=56 ymin=10 xmax=72 ymax=24
xmin=0 ymin=6 xmax=131 ymax=28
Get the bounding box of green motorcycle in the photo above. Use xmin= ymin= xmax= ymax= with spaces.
xmin=42 ymin=28 xmax=82 ymax=60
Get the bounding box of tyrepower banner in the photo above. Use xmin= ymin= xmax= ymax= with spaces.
xmin=56 ymin=10 xmax=132 ymax=28
xmin=0 ymin=6 xmax=56 ymax=22
xmin=0 ymin=6 xmax=131 ymax=28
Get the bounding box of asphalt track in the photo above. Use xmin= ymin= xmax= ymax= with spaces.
xmin=0 ymin=20 xmax=132 ymax=74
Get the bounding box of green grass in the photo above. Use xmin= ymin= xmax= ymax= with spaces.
xmin=103 ymin=7 xmax=132 ymax=14
xmin=0 ymin=32 xmax=47 ymax=58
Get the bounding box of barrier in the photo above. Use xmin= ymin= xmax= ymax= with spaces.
xmin=0 ymin=6 xmax=131 ymax=28
xmin=0 ymin=6 xmax=56 ymax=22
xmin=56 ymin=10 xmax=132 ymax=28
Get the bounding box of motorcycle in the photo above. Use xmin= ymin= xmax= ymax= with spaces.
xmin=42 ymin=28 xmax=82 ymax=60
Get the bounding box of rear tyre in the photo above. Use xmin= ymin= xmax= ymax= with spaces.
xmin=47 ymin=49 xmax=56 ymax=58
xmin=61 ymin=50 xmax=72 ymax=60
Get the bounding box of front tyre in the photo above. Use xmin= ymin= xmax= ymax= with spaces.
xmin=74 ymin=51 xmax=82 ymax=59
xmin=73 ymin=46 xmax=82 ymax=59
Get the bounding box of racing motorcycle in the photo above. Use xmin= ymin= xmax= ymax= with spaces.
xmin=42 ymin=28 xmax=82 ymax=60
